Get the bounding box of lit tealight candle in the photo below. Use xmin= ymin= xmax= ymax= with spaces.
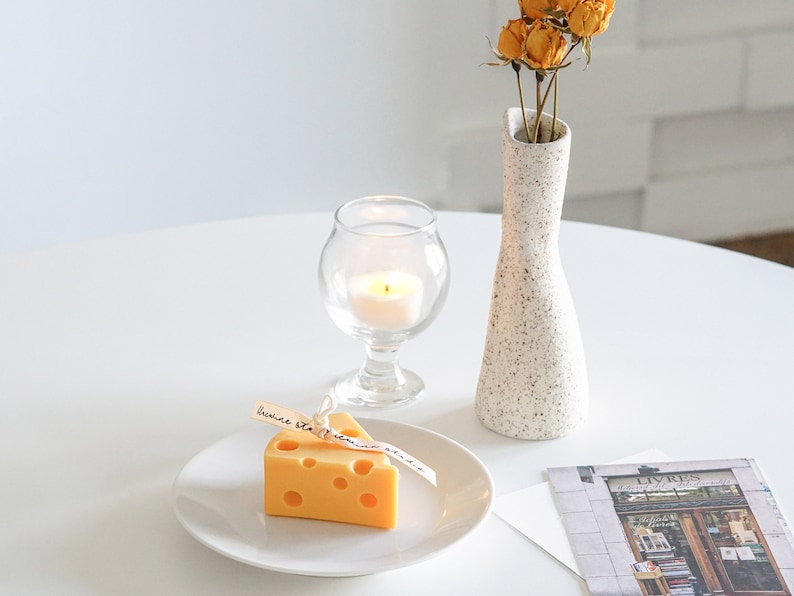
xmin=348 ymin=271 xmax=424 ymax=330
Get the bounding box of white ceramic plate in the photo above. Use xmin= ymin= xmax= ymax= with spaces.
xmin=172 ymin=418 xmax=494 ymax=577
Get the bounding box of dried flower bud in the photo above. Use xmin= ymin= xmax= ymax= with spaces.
xmin=565 ymin=0 xmax=614 ymax=37
xmin=519 ymin=0 xmax=557 ymax=21
xmin=524 ymin=20 xmax=567 ymax=70
xmin=557 ymin=0 xmax=579 ymax=12
xmin=497 ymin=19 xmax=529 ymax=61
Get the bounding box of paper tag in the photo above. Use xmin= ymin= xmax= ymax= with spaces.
xmin=250 ymin=397 xmax=437 ymax=487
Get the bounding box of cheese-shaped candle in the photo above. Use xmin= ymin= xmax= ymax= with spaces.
xmin=264 ymin=412 xmax=399 ymax=529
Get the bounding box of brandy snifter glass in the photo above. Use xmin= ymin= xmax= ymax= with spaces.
xmin=319 ymin=196 xmax=450 ymax=407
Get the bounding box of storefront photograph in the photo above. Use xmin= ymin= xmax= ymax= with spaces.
xmin=548 ymin=458 xmax=794 ymax=596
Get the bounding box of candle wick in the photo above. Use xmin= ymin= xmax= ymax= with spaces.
xmin=385 ymin=283 xmax=390 ymax=295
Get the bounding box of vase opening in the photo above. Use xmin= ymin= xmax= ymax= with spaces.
xmin=509 ymin=109 xmax=569 ymax=145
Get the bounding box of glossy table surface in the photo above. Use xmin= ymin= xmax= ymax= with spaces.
xmin=2 ymin=212 xmax=793 ymax=594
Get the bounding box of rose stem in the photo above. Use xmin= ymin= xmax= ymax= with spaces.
xmin=533 ymin=71 xmax=543 ymax=143
xmin=513 ymin=62 xmax=531 ymax=143
xmin=551 ymin=74 xmax=559 ymax=142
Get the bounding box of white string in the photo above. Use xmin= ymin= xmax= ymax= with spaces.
xmin=310 ymin=394 xmax=337 ymax=440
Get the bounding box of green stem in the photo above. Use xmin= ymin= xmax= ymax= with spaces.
xmin=551 ymin=73 xmax=559 ymax=142
xmin=533 ymin=72 xmax=543 ymax=143
xmin=534 ymin=43 xmax=577 ymax=142
xmin=514 ymin=63 xmax=531 ymax=143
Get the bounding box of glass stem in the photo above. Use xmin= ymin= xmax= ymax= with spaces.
xmin=357 ymin=343 xmax=405 ymax=393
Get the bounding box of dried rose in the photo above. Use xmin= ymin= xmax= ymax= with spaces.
xmin=557 ymin=0 xmax=579 ymax=13
xmin=565 ymin=0 xmax=614 ymax=37
xmin=497 ymin=18 xmax=529 ymax=61
xmin=519 ymin=0 xmax=557 ymax=21
xmin=524 ymin=20 xmax=568 ymax=70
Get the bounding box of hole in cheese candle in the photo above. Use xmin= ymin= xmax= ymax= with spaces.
xmin=347 ymin=271 xmax=423 ymax=330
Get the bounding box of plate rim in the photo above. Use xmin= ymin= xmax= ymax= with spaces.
xmin=172 ymin=417 xmax=495 ymax=577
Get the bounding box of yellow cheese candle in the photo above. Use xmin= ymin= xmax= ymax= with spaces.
xmin=348 ymin=271 xmax=423 ymax=329
xmin=264 ymin=413 xmax=399 ymax=529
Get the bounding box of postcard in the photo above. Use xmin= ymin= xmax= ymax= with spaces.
xmin=493 ymin=449 xmax=669 ymax=576
xmin=547 ymin=457 xmax=794 ymax=596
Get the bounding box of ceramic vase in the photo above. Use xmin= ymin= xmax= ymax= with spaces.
xmin=474 ymin=108 xmax=588 ymax=440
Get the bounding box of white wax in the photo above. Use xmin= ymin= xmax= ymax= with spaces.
xmin=348 ymin=271 xmax=424 ymax=330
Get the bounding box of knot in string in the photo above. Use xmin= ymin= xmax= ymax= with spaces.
xmin=310 ymin=394 xmax=337 ymax=440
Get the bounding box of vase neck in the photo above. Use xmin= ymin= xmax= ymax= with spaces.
xmin=501 ymin=108 xmax=570 ymax=249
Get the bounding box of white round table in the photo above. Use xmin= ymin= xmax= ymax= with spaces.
xmin=2 ymin=212 xmax=792 ymax=594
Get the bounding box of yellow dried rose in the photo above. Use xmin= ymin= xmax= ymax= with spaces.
xmin=497 ymin=18 xmax=529 ymax=61
xmin=566 ymin=0 xmax=614 ymax=37
xmin=519 ymin=0 xmax=557 ymax=21
xmin=557 ymin=0 xmax=579 ymax=13
xmin=485 ymin=0 xmax=615 ymax=143
xmin=524 ymin=20 xmax=567 ymax=70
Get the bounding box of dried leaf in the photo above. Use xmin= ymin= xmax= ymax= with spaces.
xmin=582 ymin=36 xmax=592 ymax=66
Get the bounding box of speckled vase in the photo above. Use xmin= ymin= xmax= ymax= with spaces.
xmin=474 ymin=108 xmax=588 ymax=440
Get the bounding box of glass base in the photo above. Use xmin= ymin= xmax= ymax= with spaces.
xmin=333 ymin=368 xmax=425 ymax=408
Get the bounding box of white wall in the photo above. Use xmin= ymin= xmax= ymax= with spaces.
xmin=2 ymin=1 xmax=794 ymax=254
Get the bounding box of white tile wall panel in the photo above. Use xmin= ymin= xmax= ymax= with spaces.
xmin=616 ymin=575 xmax=645 ymax=596
xmin=765 ymin=533 xmax=794 ymax=569
xmin=442 ymin=126 xmax=503 ymax=212
xmin=638 ymin=0 xmax=794 ymax=44
xmin=643 ymin=162 xmax=794 ymax=240
xmin=633 ymin=39 xmax=745 ymax=117
xmin=593 ymin=0 xmax=639 ymax=55
xmin=782 ymin=569 xmax=794 ymax=593
xmin=564 ymin=115 xmax=653 ymax=197
xmin=592 ymin=499 xmax=631 ymax=543
xmin=586 ymin=576 xmax=632 ymax=596
xmin=746 ymin=29 xmax=794 ymax=110
xmin=652 ymin=108 xmax=794 ymax=178
xmin=570 ymin=532 xmax=608 ymax=555
xmin=563 ymin=190 xmax=643 ymax=230
xmin=604 ymin=540 xmax=640 ymax=579
xmin=558 ymin=38 xmax=743 ymax=120
xmin=576 ymin=553 xmax=618 ymax=578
